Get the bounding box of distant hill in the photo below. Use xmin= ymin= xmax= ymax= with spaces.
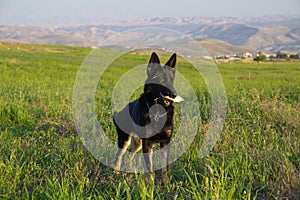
xmin=198 ymin=39 xmax=254 ymax=57
xmin=190 ymin=24 xmax=260 ymax=46
xmin=1 ymin=15 xmax=300 ymax=54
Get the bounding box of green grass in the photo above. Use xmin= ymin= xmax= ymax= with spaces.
xmin=0 ymin=41 xmax=299 ymax=199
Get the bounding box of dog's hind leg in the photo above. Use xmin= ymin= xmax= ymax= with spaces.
xmin=114 ymin=131 xmax=131 ymax=171
xmin=128 ymin=135 xmax=142 ymax=169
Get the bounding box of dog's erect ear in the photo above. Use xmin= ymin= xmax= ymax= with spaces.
xmin=165 ymin=53 xmax=176 ymax=69
xmin=165 ymin=53 xmax=176 ymax=81
xmin=149 ymin=52 xmax=160 ymax=64
xmin=147 ymin=52 xmax=161 ymax=78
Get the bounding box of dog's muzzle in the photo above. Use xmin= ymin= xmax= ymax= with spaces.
xmin=157 ymin=92 xmax=184 ymax=107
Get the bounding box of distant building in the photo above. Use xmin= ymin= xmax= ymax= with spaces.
xmin=276 ymin=51 xmax=300 ymax=60
xmin=215 ymin=51 xmax=299 ymax=62
xmin=254 ymin=51 xmax=277 ymax=60
xmin=240 ymin=52 xmax=253 ymax=59
xmin=276 ymin=51 xmax=289 ymax=59
xmin=289 ymin=54 xmax=299 ymax=59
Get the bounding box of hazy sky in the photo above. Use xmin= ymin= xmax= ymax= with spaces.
xmin=1 ymin=0 xmax=300 ymax=25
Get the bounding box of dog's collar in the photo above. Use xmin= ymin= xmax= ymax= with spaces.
xmin=151 ymin=111 xmax=168 ymax=122
xmin=144 ymin=92 xmax=184 ymax=122
xmin=144 ymin=95 xmax=168 ymax=122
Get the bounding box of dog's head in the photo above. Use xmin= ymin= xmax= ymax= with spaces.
xmin=144 ymin=52 xmax=183 ymax=108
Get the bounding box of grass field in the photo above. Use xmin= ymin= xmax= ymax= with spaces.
xmin=0 ymin=42 xmax=299 ymax=199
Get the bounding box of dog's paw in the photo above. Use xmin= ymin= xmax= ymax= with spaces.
xmin=111 ymin=161 xmax=121 ymax=172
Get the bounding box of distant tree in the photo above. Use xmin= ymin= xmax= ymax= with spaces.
xmin=254 ymin=51 xmax=266 ymax=63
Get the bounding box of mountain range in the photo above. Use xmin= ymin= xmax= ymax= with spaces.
xmin=1 ymin=15 xmax=300 ymax=56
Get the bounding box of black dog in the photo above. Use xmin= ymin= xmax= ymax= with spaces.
xmin=113 ymin=52 xmax=183 ymax=182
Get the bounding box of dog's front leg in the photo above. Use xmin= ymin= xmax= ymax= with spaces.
xmin=142 ymin=139 xmax=154 ymax=181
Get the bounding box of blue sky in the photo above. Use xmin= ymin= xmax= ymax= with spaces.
xmin=1 ymin=0 xmax=300 ymax=25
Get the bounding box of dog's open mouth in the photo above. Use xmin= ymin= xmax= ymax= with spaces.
xmin=164 ymin=95 xmax=184 ymax=103
xmin=159 ymin=92 xmax=184 ymax=106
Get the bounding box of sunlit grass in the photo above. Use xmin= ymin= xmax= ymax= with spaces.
xmin=0 ymin=42 xmax=299 ymax=199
